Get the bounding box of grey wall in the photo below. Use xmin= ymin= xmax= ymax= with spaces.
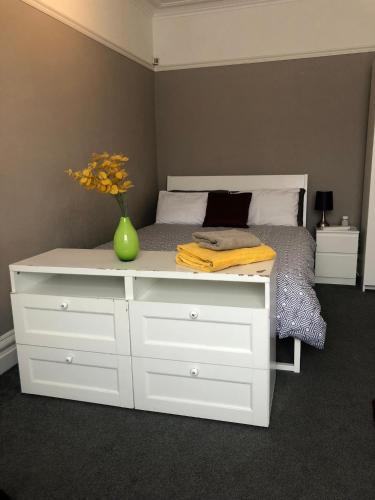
xmin=155 ymin=52 xmax=375 ymax=230
xmin=0 ymin=0 xmax=158 ymax=335
xmin=2 ymin=0 xmax=374 ymax=337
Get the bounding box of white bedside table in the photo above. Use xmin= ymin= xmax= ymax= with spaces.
xmin=315 ymin=228 xmax=359 ymax=285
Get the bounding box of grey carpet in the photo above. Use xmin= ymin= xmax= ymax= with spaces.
xmin=1 ymin=285 xmax=374 ymax=500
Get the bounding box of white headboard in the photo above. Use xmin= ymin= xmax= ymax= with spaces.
xmin=167 ymin=174 xmax=308 ymax=227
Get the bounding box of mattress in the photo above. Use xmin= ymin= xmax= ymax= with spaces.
xmin=99 ymin=224 xmax=326 ymax=349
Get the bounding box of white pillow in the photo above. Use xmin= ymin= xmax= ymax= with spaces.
xmin=156 ymin=191 xmax=208 ymax=225
xmin=248 ymin=189 xmax=299 ymax=226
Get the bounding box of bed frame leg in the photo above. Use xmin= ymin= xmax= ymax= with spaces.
xmin=276 ymin=338 xmax=301 ymax=373
xmin=293 ymin=338 xmax=301 ymax=373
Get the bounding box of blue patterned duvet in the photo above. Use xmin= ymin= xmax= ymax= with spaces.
xmin=99 ymin=224 xmax=326 ymax=349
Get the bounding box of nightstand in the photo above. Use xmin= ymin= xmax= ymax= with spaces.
xmin=315 ymin=228 xmax=359 ymax=285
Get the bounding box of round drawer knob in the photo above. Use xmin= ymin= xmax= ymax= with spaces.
xmin=190 ymin=368 xmax=199 ymax=377
xmin=60 ymin=302 xmax=69 ymax=310
xmin=65 ymin=356 xmax=74 ymax=364
xmin=189 ymin=310 xmax=199 ymax=320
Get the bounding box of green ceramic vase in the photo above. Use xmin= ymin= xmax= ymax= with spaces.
xmin=113 ymin=217 xmax=139 ymax=261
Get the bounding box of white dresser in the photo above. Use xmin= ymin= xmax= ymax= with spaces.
xmin=315 ymin=228 xmax=359 ymax=285
xmin=10 ymin=249 xmax=277 ymax=427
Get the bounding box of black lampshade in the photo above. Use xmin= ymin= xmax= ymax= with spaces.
xmin=315 ymin=191 xmax=333 ymax=211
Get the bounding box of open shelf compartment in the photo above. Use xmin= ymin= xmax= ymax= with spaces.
xmin=13 ymin=272 xmax=125 ymax=299
xmin=133 ymin=277 xmax=266 ymax=309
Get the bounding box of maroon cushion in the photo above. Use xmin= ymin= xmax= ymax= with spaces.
xmin=203 ymin=192 xmax=252 ymax=228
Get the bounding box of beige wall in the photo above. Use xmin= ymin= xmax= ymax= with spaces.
xmin=153 ymin=0 xmax=375 ymax=70
xmin=23 ymin=0 xmax=154 ymax=66
xmin=155 ymin=52 xmax=375 ymax=230
xmin=0 ymin=0 xmax=158 ymax=335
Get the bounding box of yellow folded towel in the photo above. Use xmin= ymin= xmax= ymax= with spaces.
xmin=176 ymin=242 xmax=276 ymax=272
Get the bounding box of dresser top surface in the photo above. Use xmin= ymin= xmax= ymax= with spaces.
xmin=10 ymin=248 xmax=274 ymax=282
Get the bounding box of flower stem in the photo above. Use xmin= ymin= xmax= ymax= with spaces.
xmin=115 ymin=193 xmax=127 ymax=217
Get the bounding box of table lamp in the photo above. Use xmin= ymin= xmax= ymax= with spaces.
xmin=315 ymin=191 xmax=333 ymax=228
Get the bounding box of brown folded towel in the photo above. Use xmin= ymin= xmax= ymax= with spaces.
xmin=192 ymin=229 xmax=262 ymax=251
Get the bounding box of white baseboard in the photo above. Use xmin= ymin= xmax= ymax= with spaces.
xmin=0 ymin=330 xmax=18 ymax=375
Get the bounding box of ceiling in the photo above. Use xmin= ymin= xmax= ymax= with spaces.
xmin=147 ymin=0 xmax=279 ymax=12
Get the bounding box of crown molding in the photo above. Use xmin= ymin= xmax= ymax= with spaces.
xmin=154 ymin=45 xmax=375 ymax=71
xmin=152 ymin=0 xmax=299 ymax=18
xmin=22 ymin=0 xmax=154 ymax=71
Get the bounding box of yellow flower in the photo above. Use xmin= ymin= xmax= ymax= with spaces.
xmin=66 ymin=152 xmax=133 ymax=198
xmin=111 ymin=154 xmax=129 ymax=162
xmin=121 ymin=180 xmax=133 ymax=190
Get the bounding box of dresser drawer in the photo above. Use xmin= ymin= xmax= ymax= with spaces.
xmin=129 ymin=301 xmax=269 ymax=369
xmin=132 ymin=357 xmax=271 ymax=427
xmin=316 ymin=232 xmax=358 ymax=254
xmin=17 ymin=345 xmax=133 ymax=407
xmin=11 ymin=294 xmax=129 ymax=354
xmin=315 ymin=253 xmax=357 ymax=279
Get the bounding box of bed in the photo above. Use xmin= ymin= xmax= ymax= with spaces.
xmin=100 ymin=174 xmax=326 ymax=371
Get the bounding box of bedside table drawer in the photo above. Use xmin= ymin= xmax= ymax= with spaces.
xmin=315 ymin=253 xmax=357 ymax=279
xmin=316 ymin=232 xmax=358 ymax=254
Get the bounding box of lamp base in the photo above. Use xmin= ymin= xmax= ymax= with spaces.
xmin=317 ymin=211 xmax=330 ymax=229
xmin=317 ymin=221 xmax=330 ymax=229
